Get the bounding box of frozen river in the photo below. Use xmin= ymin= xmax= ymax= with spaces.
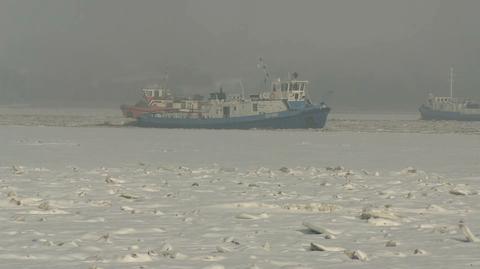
xmin=1 ymin=126 xmax=480 ymax=175
xmin=0 ymin=112 xmax=479 ymax=269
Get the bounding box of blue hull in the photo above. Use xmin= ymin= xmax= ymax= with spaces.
xmin=136 ymin=106 xmax=330 ymax=129
xmin=419 ymin=105 xmax=480 ymax=121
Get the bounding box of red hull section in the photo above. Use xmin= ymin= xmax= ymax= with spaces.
xmin=121 ymin=105 xmax=167 ymax=118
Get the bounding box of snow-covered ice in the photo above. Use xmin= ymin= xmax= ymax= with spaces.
xmin=0 ymin=118 xmax=479 ymax=268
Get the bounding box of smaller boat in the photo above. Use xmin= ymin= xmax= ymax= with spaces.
xmin=419 ymin=68 xmax=480 ymax=121
xmin=121 ymin=85 xmax=175 ymax=118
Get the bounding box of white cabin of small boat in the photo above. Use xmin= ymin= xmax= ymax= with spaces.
xmin=142 ymin=85 xmax=172 ymax=100
xmin=425 ymin=94 xmax=480 ymax=113
xmin=140 ymin=85 xmax=175 ymax=107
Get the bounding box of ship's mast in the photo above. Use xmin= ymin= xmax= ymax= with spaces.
xmin=257 ymin=57 xmax=270 ymax=91
xmin=163 ymin=71 xmax=169 ymax=89
xmin=239 ymin=80 xmax=246 ymax=100
xmin=450 ymin=67 xmax=454 ymax=98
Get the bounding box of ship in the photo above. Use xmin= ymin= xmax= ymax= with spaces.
xmin=135 ymin=72 xmax=330 ymax=129
xmin=419 ymin=68 xmax=480 ymax=121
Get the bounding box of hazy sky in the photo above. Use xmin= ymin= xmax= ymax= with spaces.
xmin=1 ymin=0 xmax=479 ymax=111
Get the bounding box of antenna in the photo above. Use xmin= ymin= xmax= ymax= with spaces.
xmin=257 ymin=57 xmax=270 ymax=90
xmin=450 ymin=67 xmax=454 ymax=98
xmin=163 ymin=71 xmax=169 ymax=89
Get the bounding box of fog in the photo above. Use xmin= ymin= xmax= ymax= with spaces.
xmin=1 ymin=0 xmax=479 ymax=111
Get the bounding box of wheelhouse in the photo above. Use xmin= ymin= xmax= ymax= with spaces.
xmin=142 ymin=86 xmax=171 ymax=99
xmin=272 ymin=80 xmax=308 ymax=101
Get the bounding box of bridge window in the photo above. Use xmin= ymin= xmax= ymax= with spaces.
xmin=293 ymin=83 xmax=299 ymax=91
xmin=253 ymin=103 xmax=258 ymax=111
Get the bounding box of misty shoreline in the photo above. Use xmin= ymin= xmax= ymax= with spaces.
xmin=0 ymin=107 xmax=479 ymax=135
